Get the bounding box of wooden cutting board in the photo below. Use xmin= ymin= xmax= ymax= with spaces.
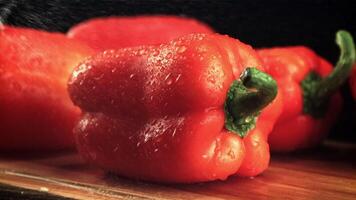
xmin=0 ymin=141 xmax=355 ymax=200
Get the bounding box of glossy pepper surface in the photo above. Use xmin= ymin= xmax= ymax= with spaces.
xmin=67 ymin=15 xmax=214 ymax=52
xmin=258 ymin=31 xmax=355 ymax=152
xmin=68 ymin=33 xmax=282 ymax=182
xmin=0 ymin=25 xmax=94 ymax=151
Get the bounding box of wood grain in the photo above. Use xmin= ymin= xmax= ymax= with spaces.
xmin=0 ymin=141 xmax=355 ymax=200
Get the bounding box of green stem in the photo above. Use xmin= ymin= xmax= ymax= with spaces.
xmin=302 ymin=30 xmax=356 ymax=117
xmin=225 ymin=67 xmax=278 ymax=137
xmin=316 ymin=31 xmax=356 ymax=98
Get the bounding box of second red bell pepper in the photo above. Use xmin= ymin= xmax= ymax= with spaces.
xmin=68 ymin=33 xmax=282 ymax=182
xmin=0 ymin=25 xmax=94 ymax=151
xmin=258 ymin=31 xmax=355 ymax=152
xmin=67 ymin=15 xmax=214 ymax=51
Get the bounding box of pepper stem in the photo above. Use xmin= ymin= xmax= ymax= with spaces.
xmin=302 ymin=30 xmax=356 ymax=117
xmin=225 ymin=67 xmax=278 ymax=137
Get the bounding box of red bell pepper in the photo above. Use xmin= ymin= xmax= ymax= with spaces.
xmin=67 ymin=15 xmax=214 ymax=51
xmin=68 ymin=33 xmax=282 ymax=182
xmin=258 ymin=31 xmax=355 ymax=152
xmin=0 ymin=25 xmax=94 ymax=151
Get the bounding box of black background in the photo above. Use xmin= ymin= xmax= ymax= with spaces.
xmin=1 ymin=0 xmax=355 ymax=141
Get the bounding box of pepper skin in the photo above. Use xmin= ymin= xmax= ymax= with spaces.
xmin=67 ymin=15 xmax=214 ymax=52
xmin=258 ymin=31 xmax=355 ymax=152
xmin=68 ymin=33 xmax=281 ymax=182
xmin=0 ymin=26 xmax=94 ymax=151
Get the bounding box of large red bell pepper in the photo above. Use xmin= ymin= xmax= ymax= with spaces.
xmin=258 ymin=31 xmax=355 ymax=152
xmin=0 ymin=25 xmax=94 ymax=151
xmin=67 ymin=15 xmax=214 ymax=51
xmin=68 ymin=33 xmax=282 ymax=182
